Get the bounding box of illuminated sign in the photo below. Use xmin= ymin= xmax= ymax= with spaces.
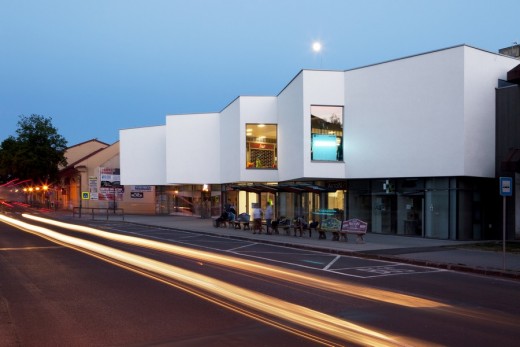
xmin=311 ymin=134 xmax=338 ymax=161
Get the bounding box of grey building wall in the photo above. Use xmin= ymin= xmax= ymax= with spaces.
xmin=496 ymin=81 xmax=520 ymax=239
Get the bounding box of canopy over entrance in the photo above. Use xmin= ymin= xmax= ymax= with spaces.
xmin=229 ymin=183 xmax=337 ymax=194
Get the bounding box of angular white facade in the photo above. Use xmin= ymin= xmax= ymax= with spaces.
xmin=344 ymin=46 xmax=517 ymax=179
xmin=121 ymin=45 xmax=519 ymax=185
xmin=166 ymin=113 xmax=221 ymax=184
xmin=120 ymin=125 xmax=166 ymax=185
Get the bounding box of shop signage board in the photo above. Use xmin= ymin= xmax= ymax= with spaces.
xmin=131 ymin=192 xmax=144 ymax=199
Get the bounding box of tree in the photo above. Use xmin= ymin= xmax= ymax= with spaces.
xmin=0 ymin=114 xmax=68 ymax=184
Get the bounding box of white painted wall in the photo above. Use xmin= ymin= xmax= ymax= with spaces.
xmin=463 ymin=47 xmax=520 ymax=177
xmin=220 ymin=98 xmax=241 ymax=183
xmin=277 ymin=72 xmax=304 ymax=181
xmin=166 ymin=113 xmax=221 ymax=184
xmin=120 ymin=126 xmax=166 ymax=185
xmin=120 ymin=45 xmax=520 ymax=185
xmin=345 ymin=46 xmax=466 ymax=179
xmin=303 ymin=70 xmax=347 ymax=179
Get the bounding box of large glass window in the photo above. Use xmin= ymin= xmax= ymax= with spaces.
xmin=246 ymin=124 xmax=277 ymax=169
xmin=310 ymin=105 xmax=343 ymax=161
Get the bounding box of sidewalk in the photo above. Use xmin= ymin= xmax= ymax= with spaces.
xmin=56 ymin=212 xmax=520 ymax=280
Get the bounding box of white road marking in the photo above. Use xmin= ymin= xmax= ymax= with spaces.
xmin=92 ymin=223 xmax=446 ymax=279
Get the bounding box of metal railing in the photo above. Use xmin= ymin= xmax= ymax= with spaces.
xmin=72 ymin=207 xmax=125 ymax=221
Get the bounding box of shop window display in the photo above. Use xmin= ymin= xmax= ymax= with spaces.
xmin=310 ymin=105 xmax=343 ymax=161
xmin=246 ymin=124 xmax=277 ymax=169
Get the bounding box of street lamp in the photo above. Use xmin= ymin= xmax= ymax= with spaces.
xmin=42 ymin=185 xmax=49 ymax=208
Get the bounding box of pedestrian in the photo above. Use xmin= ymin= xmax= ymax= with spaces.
xmin=265 ymin=200 xmax=273 ymax=234
xmin=252 ymin=203 xmax=263 ymax=234
xmin=224 ymin=199 xmax=231 ymax=212
xmin=229 ymin=202 xmax=236 ymax=215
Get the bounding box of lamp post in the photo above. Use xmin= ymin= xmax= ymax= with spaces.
xmin=42 ymin=185 xmax=49 ymax=208
xmin=201 ymin=184 xmax=210 ymax=219
xmin=28 ymin=187 xmax=34 ymax=206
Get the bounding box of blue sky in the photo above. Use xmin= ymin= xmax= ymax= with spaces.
xmin=1 ymin=0 xmax=519 ymax=146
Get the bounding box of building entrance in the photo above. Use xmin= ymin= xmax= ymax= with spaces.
xmin=371 ymin=194 xmax=397 ymax=234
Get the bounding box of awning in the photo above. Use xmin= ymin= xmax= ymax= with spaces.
xmin=229 ymin=184 xmax=279 ymax=193
xmin=230 ymin=183 xmax=336 ymax=194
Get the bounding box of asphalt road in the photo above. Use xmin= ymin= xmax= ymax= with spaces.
xmin=1 ymin=212 xmax=520 ymax=346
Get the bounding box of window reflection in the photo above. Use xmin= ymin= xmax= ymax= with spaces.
xmin=310 ymin=105 xmax=343 ymax=161
xmin=246 ymin=124 xmax=277 ymax=169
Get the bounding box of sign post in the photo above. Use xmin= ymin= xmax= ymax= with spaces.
xmin=499 ymin=177 xmax=513 ymax=271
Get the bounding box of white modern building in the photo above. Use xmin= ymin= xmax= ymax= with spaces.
xmin=120 ymin=45 xmax=520 ymax=240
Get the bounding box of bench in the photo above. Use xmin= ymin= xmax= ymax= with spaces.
xmin=272 ymin=218 xmax=292 ymax=235
xmin=317 ymin=218 xmax=342 ymax=240
xmin=293 ymin=218 xmax=319 ymax=237
xmin=339 ymin=219 xmax=368 ymax=243
xmin=232 ymin=214 xmax=251 ymax=230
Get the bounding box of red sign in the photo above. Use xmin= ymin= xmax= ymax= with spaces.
xmin=341 ymin=218 xmax=368 ymax=232
xmin=250 ymin=143 xmax=274 ymax=150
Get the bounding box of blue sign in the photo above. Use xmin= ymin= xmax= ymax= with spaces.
xmin=499 ymin=177 xmax=513 ymax=197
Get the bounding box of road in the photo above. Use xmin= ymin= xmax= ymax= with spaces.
xmin=1 ymin=212 xmax=519 ymax=346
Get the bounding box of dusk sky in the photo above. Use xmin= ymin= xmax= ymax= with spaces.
xmin=1 ymin=0 xmax=519 ymax=146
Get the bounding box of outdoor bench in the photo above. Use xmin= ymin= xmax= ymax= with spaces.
xmin=233 ymin=214 xmax=251 ymax=230
xmin=339 ymin=219 xmax=368 ymax=243
xmin=293 ymin=218 xmax=319 ymax=237
xmin=272 ymin=218 xmax=292 ymax=235
xmin=231 ymin=220 xmax=250 ymax=230
xmin=317 ymin=218 xmax=342 ymax=240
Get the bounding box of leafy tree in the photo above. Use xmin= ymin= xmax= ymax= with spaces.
xmin=0 ymin=114 xmax=68 ymax=184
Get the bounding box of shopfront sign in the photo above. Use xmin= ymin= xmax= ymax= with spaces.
xmin=326 ymin=181 xmax=347 ymax=190
xmin=250 ymin=143 xmax=274 ymax=150
xmin=131 ymin=192 xmax=144 ymax=199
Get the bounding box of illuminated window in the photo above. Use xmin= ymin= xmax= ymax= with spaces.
xmin=310 ymin=105 xmax=343 ymax=161
xmin=246 ymin=124 xmax=277 ymax=169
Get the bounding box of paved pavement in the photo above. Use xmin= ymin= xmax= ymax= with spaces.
xmin=50 ymin=212 xmax=520 ymax=280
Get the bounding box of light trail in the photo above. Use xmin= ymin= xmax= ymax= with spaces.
xmin=21 ymin=214 xmax=520 ymax=331
xmin=22 ymin=213 xmax=446 ymax=309
xmin=0 ymin=213 xmax=415 ymax=346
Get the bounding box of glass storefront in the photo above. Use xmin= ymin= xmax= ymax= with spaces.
xmin=226 ymin=182 xmax=345 ymax=225
xmin=153 ymin=176 xmax=494 ymax=240
xmin=346 ymin=177 xmax=495 ymax=240
xmin=155 ymin=184 xmax=222 ymax=218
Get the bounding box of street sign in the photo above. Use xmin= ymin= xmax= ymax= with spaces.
xmin=81 ymin=192 xmax=90 ymax=200
xmin=499 ymin=177 xmax=513 ymax=197
xmin=130 ymin=192 xmax=144 ymax=199
xmin=499 ymin=177 xmax=513 ymax=271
